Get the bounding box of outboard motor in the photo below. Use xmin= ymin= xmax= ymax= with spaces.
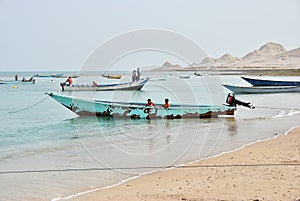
xmin=60 ymin=82 xmax=65 ymax=91
xmin=226 ymin=93 xmax=255 ymax=109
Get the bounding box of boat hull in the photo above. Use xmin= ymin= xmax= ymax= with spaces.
xmin=62 ymin=78 xmax=149 ymax=91
xmin=241 ymin=77 xmax=300 ymax=86
xmin=102 ymin=74 xmax=123 ymax=79
xmin=0 ymin=80 xmax=35 ymax=84
xmin=47 ymin=93 xmax=236 ymax=119
xmin=223 ymin=84 xmax=300 ymax=94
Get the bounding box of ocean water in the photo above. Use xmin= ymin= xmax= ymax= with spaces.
xmin=1 ymin=72 xmax=300 ymax=201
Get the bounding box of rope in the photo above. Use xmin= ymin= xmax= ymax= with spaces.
xmin=256 ymin=106 xmax=300 ymax=111
xmin=8 ymin=96 xmax=50 ymax=114
xmin=0 ymin=162 xmax=299 ymax=175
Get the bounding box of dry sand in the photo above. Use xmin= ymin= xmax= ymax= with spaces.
xmin=70 ymin=127 xmax=300 ymax=201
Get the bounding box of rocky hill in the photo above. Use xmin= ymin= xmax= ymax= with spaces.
xmin=159 ymin=42 xmax=300 ymax=70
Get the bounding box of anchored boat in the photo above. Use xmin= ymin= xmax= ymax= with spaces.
xmin=47 ymin=93 xmax=237 ymax=119
xmin=61 ymin=78 xmax=149 ymax=91
xmin=0 ymin=78 xmax=35 ymax=84
xmin=223 ymin=84 xmax=300 ymax=94
xmin=102 ymin=74 xmax=123 ymax=79
xmin=241 ymin=76 xmax=300 ymax=86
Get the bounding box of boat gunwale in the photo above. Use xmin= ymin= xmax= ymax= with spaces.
xmin=48 ymin=93 xmax=236 ymax=110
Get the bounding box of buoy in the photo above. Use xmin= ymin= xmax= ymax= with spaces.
xmin=13 ymin=85 xmax=17 ymax=88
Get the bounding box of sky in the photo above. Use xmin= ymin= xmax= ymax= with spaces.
xmin=0 ymin=0 xmax=299 ymax=71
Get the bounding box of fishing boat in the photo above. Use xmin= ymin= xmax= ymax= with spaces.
xmin=34 ymin=73 xmax=65 ymax=78
xmin=0 ymin=77 xmax=35 ymax=84
xmin=0 ymin=80 xmax=35 ymax=84
xmin=222 ymin=84 xmax=300 ymax=94
xmin=61 ymin=78 xmax=150 ymax=91
xmin=149 ymin=75 xmax=168 ymax=81
xmin=241 ymin=76 xmax=300 ymax=86
xmin=47 ymin=93 xmax=237 ymax=119
xmin=179 ymin=75 xmax=190 ymax=79
xmin=53 ymin=74 xmax=79 ymax=78
xmin=102 ymin=74 xmax=123 ymax=79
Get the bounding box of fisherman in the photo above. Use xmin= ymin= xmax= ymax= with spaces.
xmin=65 ymin=76 xmax=73 ymax=86
xmin=146 ymin=98 xmax=155 ymax=107
xmin=137 ymin=67 xmax=141 ymax=81
xmin=163 ymin=98 xmax=170 ymax=108
xmin=144 ymin=98 xmax=155 ymax=115
xmin=226 ymin=93 xmax=255 ymax=109
xmin=132 ymin=70 xmax=137 ymax=82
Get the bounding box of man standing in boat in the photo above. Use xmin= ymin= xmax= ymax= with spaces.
xmin=132 ymin=70 xmax=137 ymax=82
xmin=137 ymin=67 xmax=141 ymax=81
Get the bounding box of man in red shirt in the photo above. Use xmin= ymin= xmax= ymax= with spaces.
xmin=146 ymin=99 xmax=155 ymax=106
xmin=65 ymin=76 xmax=73 ymax=86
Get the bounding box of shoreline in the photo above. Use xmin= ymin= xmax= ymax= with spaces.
xmin=53 ymin=126 xmax=300 ymax=201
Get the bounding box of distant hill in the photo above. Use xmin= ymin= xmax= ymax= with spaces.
xmin=242 ymin=42 xmax=286 ymax=60
xmin=156 ymin=42 xmax=300 ymax=70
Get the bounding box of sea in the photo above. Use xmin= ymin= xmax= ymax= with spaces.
xmin=1 ymin=71 xmax=300 ymax=201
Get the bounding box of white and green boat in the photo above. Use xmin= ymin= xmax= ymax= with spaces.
xmin=47 ymin=93 xmax=237 ymax=119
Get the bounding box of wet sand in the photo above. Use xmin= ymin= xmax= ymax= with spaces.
xmin=69 ymin=127 xmax=300 ymax=201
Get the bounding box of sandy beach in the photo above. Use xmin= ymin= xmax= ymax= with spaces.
xmin=67 ymin=127 xmax=300 ymax=201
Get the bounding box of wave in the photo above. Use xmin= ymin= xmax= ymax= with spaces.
xmin=272 ymin=110 xmax=300 ymax=119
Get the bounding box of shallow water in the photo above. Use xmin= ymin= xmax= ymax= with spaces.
xmin=0 ymin=72 xmax=300 ymax=201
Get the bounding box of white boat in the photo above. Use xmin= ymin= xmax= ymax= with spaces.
xmin=61 ymin=78 xmax=149 ymax=91
xmin=222 ymin=84 xmax=300 ymax=94
xmin=179 ymin=75 xmax=190 ymax=79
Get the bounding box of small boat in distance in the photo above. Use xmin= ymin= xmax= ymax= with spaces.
xmin=61 ymin=78 xmax=150 ymax=91
xmin=179 ymin=75 xmax=190 ymax=79
xmin=222 ymin=84 xmax=300 ymax=94
xmin=0 ymin=77 xmax=35 ymax=84
xmin=149 ymin=75 xmax=168 ymax=81
xmin=102 ymin=74 xmax=123 ymax=79
xmin=53 ymin=74 xmax=79 ymax=78
xmin=47 ymin=93 xmax=237 ymax=119
xmin=34 ymin=73 xmax=65 ymax=78
xmin=241 ymin=76 xmax=300 ymax=86
xmin=0 ymin=80 xmax=35 ymax=84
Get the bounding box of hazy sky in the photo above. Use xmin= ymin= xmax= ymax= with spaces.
xmin=0 ymin=0 xmax=299 ymax=71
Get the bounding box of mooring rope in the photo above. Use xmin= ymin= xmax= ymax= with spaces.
xmin=255 ymin=106 xmax=300 ymax=111
xmin=8 ymin=95 xmax=50 ymax=114
xmin=0 ymin=162 xmax=299 ymax=175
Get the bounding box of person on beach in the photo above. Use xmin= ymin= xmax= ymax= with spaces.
xmin=15 ymin=75 xmax=18 ymax=81
xmin=65 ymin=76 xmax=73 ymax=86
xmin=137 ymin=67 xmax=141 ymax=81
xmin=163 ymin=98 xmax=170 ymax=108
